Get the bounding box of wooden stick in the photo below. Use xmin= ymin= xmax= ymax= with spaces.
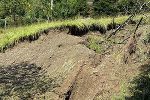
xmin=133 ymin=17 xmax=143 ymax=36
xmin=107 ymin=15 xmax=135 ymax=40
xmin=120 ymin=17 xmax=143 ymax=44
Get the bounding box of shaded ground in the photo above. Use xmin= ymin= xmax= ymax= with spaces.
xmin=0 ymin=62 xmax=57 ymax=100
xmin=0 ymin=25 xmax=150 ymax=100
xmin=125 ymin=61 xmax=150 ymax=100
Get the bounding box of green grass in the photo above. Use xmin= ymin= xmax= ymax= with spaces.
xmin=142 ymin=30 xmax=150 ymax=44
xmin=0 ymin=14 xmax=149 ymax=51
xmin=112 ymin=63 xmax=150 ymax=100
xmin=87 ymin=35 xmax=104 ymax=53
xmin=112 ymin=81 xmax=130 ymax=100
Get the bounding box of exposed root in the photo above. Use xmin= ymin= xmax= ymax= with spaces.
xmin=65 ymin=86 xmax=73 ymax=100
xmin=90 ymin=24 xmax=106 ymax=34
xmin=107 ymin=22 xmax=118 ymax=31
xmin=68 ymin=25 xmax=89 ymax=36
xmin=128 ymin=20 xmax=137 ymax=24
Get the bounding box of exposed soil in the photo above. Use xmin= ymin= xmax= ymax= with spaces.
xmin=0 ymin=25 xmax=149 ymax=100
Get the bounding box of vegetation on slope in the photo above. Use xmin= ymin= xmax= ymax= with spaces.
xmin=0 ymin=0 xmax=149 ymax=27
xmin=0 ymin=14 xmax=149 ymax=52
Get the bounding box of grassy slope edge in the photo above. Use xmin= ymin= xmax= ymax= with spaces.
xmin=0 ymin=14 xmax=149 ymax=52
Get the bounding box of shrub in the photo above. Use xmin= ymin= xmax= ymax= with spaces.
xmin=93 ymin=0 xmax=119 ymax=16
xmin=93 ymin=0 xmax=150 ymax=16
xmin=53 ymin=0 xmax=89 ymax=19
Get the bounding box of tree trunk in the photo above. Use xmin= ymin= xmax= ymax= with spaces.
xmin=4 ymin=18 xmax=7 ymax=29
xmin=13 ymin=13 xmax=17 ymax=26
xmin=13 ymin=2 xmax=17 ymax=26
xmin=47 ymin=16 xmax=50 ymax=22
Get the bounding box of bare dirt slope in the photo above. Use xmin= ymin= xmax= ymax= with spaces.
xmin=0 ymin=25 xmax=149 ymax=100
xmin=0 ymin=30 xmax=95 ymax=99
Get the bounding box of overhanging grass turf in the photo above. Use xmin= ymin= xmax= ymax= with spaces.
xmin=0 ymin=14 xmax=149 ymax=52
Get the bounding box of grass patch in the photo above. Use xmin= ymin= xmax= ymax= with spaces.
xmin=142 ymin=32 xmax=150 ymax=44
xmin=112 ymin=62 xmax=150 ymax=100
xmin=87 ymin=35 xmax=104 ymax=53
xmin=126 ymin=62 xmax=150 ymax=100
xmin=112 ymin=81 xmax=130 ymax=100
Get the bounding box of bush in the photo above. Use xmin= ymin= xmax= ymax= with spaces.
xmin=0 ymin=19 xmax=5 ymax=28
xmin=93 ymin=0 xmax=119 ymax=16
xmin=93 ymin=0 xmax=150 ymax=16
xmin=53 ymin=0 xmax=89 ymax=19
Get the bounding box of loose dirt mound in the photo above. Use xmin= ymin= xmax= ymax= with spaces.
xmin=0 ymin=25 xmax=149 ymax=100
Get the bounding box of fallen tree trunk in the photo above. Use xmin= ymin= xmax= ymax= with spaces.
xmin=133 ymin=17 xmax=143 ymax=35
xmin=121 ymin=17 xmax=143 ymax=44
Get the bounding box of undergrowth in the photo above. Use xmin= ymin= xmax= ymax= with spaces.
xmin=114 ymin=62 xmax=150 ymax=100
xmin=112 ymin=81 xmax=130 ymax=100
xmin=126 ymin=62 xmax=150 ymax=100
xmin=111 ymin=27 xmax=150 ymax=100
xmin=87 ymin=35 xmax=104 ymax=53
xmin=143 ymin=32 xmax=150 ymax=44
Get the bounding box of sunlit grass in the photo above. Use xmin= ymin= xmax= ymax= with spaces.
xmin=0 ymin=14 xmax=149 ymax=51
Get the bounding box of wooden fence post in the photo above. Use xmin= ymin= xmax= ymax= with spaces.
xmin=4 ymin=18 xmax=7 ymax=29
xmin=51 ymin=0 xmax=53 ymax=21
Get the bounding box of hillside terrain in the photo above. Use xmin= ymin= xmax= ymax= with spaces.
xmin=0 ymin=0 xmax=150 ymax=99
xmin=0 ymin=23 xmax=149 ymax=99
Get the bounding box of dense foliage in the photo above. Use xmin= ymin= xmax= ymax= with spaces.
xmin=0 ymin=0 xmax=149 ymax=27
xmin=0 ymin=0 xmax=89 ymax=26
xmin=93 ymin=0 xmax=150 ymax=16
xmin=53 ymin=0 xmax=89 ymax=19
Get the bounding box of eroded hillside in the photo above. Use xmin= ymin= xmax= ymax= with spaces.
xmin=0 ymin=25 xmax=150 ymax=100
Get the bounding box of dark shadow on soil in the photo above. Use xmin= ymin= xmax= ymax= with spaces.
xmin=0 ymin=62 xmax=58 ymax=100
xmin=125 ymin=62 xmax=150 ymax=100
xmin=68 ymin=25 xmax=89 ymax=36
